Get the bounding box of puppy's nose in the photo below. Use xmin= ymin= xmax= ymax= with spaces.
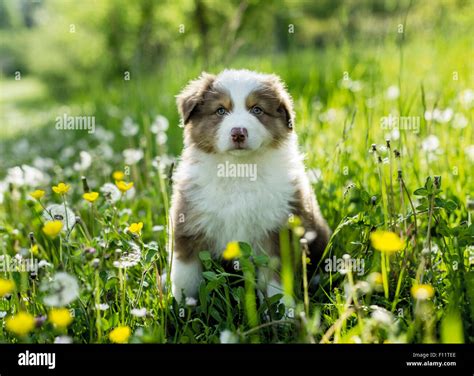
xmin=231 ymin=127 xmax=248 ymax=143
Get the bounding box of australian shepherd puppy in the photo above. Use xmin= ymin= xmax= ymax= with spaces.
xmin=169 ymin=69 xmax=330 ymax=302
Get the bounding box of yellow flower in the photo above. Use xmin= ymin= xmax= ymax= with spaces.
xmin=52 ymin=182 xmax=70 ymax=195
xmin=411 ymin=284 xmax=435 ymax=300
xmin=0 ymin=278 xmax=15 ymax=297
xmin=115 ymin=180 xmax=134 ymax=193
xmin=128 ymin=222 xmax=143 ymax=235
xmin=29 ymin=190 xmax=45 ymax=200
xmin=5 ymin=312 xmax=35 ymax=336
xmin=42 ymin=220 xmax=63 ymax=238
xmin=222 ymin=241 xmax=241 ymax=260
xmin=113 ymin=171 xmax=125 ymax=181
xmin=109 ymin=326 xmax=131 ymax=343
xmin=30 ymin=244 xmax=39 ymax=255
xmin=49 ymin=308 xmax=73 ymax=328
xmin=83 ymin=192 xmax=99 ymax=203
xmin=370 ymin=231 xmax=405 ymax=253
xmin=369 ymin=272 xmax=383 ymax=285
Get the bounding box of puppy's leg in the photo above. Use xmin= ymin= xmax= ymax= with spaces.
xmin=292 ymin=184 xmax=331 ymax=276
xmin=170 ymin=253 xmax=202 ymax=302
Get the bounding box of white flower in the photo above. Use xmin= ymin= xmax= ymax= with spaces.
xmin=452 ymin=113 xmax=468 ymax=129
xmin=96 ymin=303 xmax=109 ymax=311
xmin=459 ymin=89 xmax=474 ymax=109
xmin=131 ymin=308 xmax=147 ymax=317
xmin=54 ymin=336 xmax=73 ymax=344
xmin=385 ymin=128 xmax=400 ymax=141
xmin=220 ymin=329 xmax=238 ymax=344
xmin=73 ymin=151 xmax=92 ymax=171
xmin=33 ymin=157 xmax=55 ymax=170
xmin=123 ymin=148 xmax=144 ymax=165
xmin=24 ymin=165 xmax=50 ymax=186
xmin=156 ymin=132 xmax=167 ymax=145
xmin=371 ymin=306 xmax=394 ymax=326
xmin=0 ymin=311 xmax=7 ymax=318
xmin=386 ymin=85 xmax=400 ymax=100
xmin=100 ymin=183 xmax=121 ymax=203
xmin=464 ymin=145 xmax=474 ymax=162
xmin=421 ymin=135 xmax=440 ymax=152
xmin=121 ymin=117 xmax=139 ymax=137
xmin=42 ymin=272 xmax=80 ymax=306
xmin=425 ymin=108 xmax=453 ymax=123
xmin=42 ymin=204 xmax=76 ymax=231
xmin=0 ymin=181 xmax=7 ymax=204
xmin=151 ymin=115 xmax=169 ymax=133
xmin=94 ymin=127 xmax=115 ymax=143
xmin=113 ymin=242 xmax=141 ymax=269
xmin=319 ymin=108 xmax=337 ymax=124
xmin=38 ymin=260 xmax=52 ymax=268
xmin=185 ymin=297 xmax=197 ymax=306
xmin=152 ymin=225 xmax=165 ymax=232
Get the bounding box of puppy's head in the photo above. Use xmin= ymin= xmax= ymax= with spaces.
xmin=176 ymin=69 xmax=294 ymax=155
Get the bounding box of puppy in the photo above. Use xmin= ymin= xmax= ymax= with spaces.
xmin=169 ymin=69 xmax=330 ymax=302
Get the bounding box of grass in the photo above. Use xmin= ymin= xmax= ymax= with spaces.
xmin=0 ymin=23 xmax=473 ymax=344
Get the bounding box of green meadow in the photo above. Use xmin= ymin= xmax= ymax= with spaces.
xmin=0 ymin=0 xmax=472 ymax=343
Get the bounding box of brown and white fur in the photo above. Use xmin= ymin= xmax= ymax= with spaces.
xmin=169 ymin=69 xmax=330 ymax=302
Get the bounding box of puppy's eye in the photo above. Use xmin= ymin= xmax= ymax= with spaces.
xmin=216 ymin=107 xmax=227 ymax=116
xmin=251 ymin=106 xmax=263 ymax=115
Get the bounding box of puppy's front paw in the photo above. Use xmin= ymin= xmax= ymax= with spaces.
xmin=170 ymin=255 xmax=202 ymax=303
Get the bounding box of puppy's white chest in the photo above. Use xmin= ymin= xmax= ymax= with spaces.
xmin=193 ymin=177 xmax=293 ymax=255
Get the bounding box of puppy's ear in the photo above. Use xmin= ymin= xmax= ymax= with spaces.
xmin=176 ymin=72 xmax=216 ymax=125
xmin=266 ymin=74 xmax=295 ymax=129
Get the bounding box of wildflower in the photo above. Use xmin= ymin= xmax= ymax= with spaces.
xmin=222 ymin=241 xmax=241 ymax=260
xmin=128 ymin=222 xmax=143 ymax=235
xmin=370 ymin=231 xmax=404 ymax=253
xmin=115 ymin=180 xmax=134 ymax=193
xmin=30 ymin=244 xmax=39 ymax=255
xmin=42 ymin=204 xmax=76 ymax=230
xmin=411 ymin=284 xmax=435 ymax=300
xmin=49 ymin=308 xmax=73 ymax=328
xmin=83 ymin=192 xmax=99 ymax=203
xmin=112 ymin=171 xmax=125 ymax=181
xmin=113 ymin=242 xmax=141 ymax=269
xmin=185 ymin=297 xmax=197 ymax=306
xmin=421 ymin=135 xmax=440 ymax=152
xmin=386 ymin=85 xmax=400 ymax=100
xmin=42 ymin=272 xmax=79 ymax=306
xmin=100 ymin=183 xmax=121 ymax=203
xmin=150 ymin=115 xmax=169 ymax=133
xmin=368 ymin=272 xmax=383 ymax=286
xmin=152 ymin=225 xmax=165 ymax=232
xmin=0 ymin=278 xmax=15 ymax=297
xmin=96 ymin=303 xmax=109 ymax=311
xmin=121 ymin=117 xmax=139 ymax=137
xmin=123 ymin=148 xmax=143 ymax=165
xmin=52 ymin=182 xmax=70 ymax=195
xmin=219 ymin=329 xmax=238 ymax=344
xmin=73 ymin=151 xmax=92 ymax=171
xmin=5 ymin=312 xmax=35 ymax=336
xmin=131 ymin=308 xmax=147 ymax=317
xmin=109 ymin=326 xmax=131 ymax=343
xmin=42 ymin=221 xmax=63 ymax=238
xmin=54 ymin=336 xmax=73 ymax=344
xmin=29 ymin=190 xmax=45 ymax=200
